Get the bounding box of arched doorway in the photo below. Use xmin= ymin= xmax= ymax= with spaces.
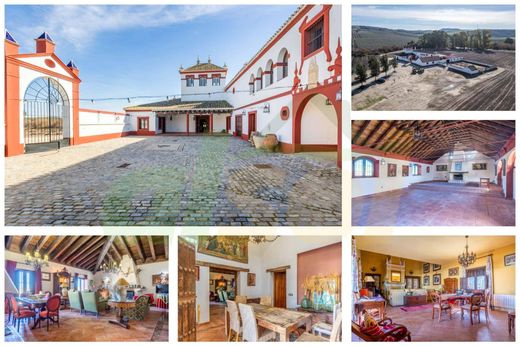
xmin=23 ymin=77 xmax=70 ymax=152
xmin=506 ymin=149 xmax=515 ymax=199
xmin=293 ymin=83 xmax=341 ymax=167
xmin=497 ymin=160 xmax=503 ymax=186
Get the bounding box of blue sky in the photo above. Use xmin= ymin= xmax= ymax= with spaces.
xmin=353 ymin=5 xmax=515 ymax=31
xmin=6 ymin=5 xmax=298 ymax=111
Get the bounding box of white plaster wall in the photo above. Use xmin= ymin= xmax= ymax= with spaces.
xmin=213 ymin=114 xmax=227 ymax=133
xmin=301 ymin=94 xmax=337 ymax=145
xmin=5 ymin=250 xmax=93 ymax=294
xmin=137 ymin=260 xmax=169 ymax=297
xmin=79 ymin=110 xmax=131 ymax=137
xmin=226 ymin=5 xmax=341 ymax=144
xmin=127 ymin=112 xmax=155 ymax=131
xmin=165 ymin=114 xmax=186 ymax=132
xmin=433 ymin=151 xmax=495 ymax=183
xmin=181 ymin=71 xmax=227 ymax=102
xmin=18 ymin=63 xmax=74 ymax=144
xmin=497 ymin=148 xmax=516 ymax=199
xmin=352 ymin=153 xmax=434 ymax=198
xmin=197 ymin=266 xmax=210 ymax=323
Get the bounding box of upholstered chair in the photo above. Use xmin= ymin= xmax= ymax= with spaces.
xmin=9 ymin=295 xmax=36 ymax=333
xmin=235 ymin=295 xmax=247 ymax=304
xmin=259 ymin=296 xmax=273 ymax=307
xmin=81 ymin=291 xmax=106 ymax=317
xmin=39 ymin=295 xmax=61 ymax=331
xmin=297 ymin=308 xmax=343 ymax=342
xmin=432 ymin=292 xmax=452 ymax=322
xmin=124 ymin=295 xmax=150 ymax=320
xmin=312 ymin=303 xmax=341 ymax=337
xmin=461 ymin=293 xmax=483 ymax=325
xmin=227 ymin=300 xmax=242 ymax=341
xmin=67 ymin=290 xmax=84 ymax=314
xmin=238 ymin=303 xmax=277 ymax=342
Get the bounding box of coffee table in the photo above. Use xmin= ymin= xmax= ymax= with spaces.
xmin=108 ymin=300 xmax=135 ymax=329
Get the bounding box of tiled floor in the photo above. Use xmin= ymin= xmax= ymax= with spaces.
xmin=197 ymin=303 xmax=228 ymax=341
xmin=353 ymin=305 xmax=515 ymax=342
xmin=352 ymin=184 xmax=515 ymax=226
xmin=5 ymin=307 xmax=168 ymax=342
xmin=5 ymin=136 xmax=341 ymax=226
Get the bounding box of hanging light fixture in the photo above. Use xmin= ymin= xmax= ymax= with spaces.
xmin=100 ymin=260 xmax=122 ymax=274
xmin=249 ymin=236 xmax=280 ymax=244
xmin=25 ymin=250 xmax=49 ymax=270
xmin=263 ymin=103 xmax=271 ymax=113
xmin=413 ymin=126 xmax=424 ymax=141
xmin=458 ymin=236 xmax=476 ymax=268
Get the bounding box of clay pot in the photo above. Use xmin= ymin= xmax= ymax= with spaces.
xmin=252 ymin=134 xmax=265 ymax=149
xmin=263 ymin=134 xmax=279 ymax=152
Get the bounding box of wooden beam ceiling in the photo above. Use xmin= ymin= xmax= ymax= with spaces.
xmin=148 ymin=236 xmax=156 ymax=261
xmin=94 ymin=236 xmax=116 ymax=273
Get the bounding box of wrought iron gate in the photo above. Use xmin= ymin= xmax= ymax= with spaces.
xmin=23 ymin=77 xmax=70 ymax=152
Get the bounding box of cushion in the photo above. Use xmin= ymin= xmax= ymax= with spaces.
xmin=17 ymin=310 xmax=35 ymax=318
xmin=39 ymin=310 xmax=58 ymax=318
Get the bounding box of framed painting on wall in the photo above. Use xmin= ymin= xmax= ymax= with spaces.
xmin=152 ymin=273 xmax=169 ymax=285
xmin=41 ymin=272 xmax=51 ymax=281
xmin=433 ymin=274 xmax=441 ymax=285
xmin=247 ymin=273 xmax=256 ymax=286
xmin=388 ymin=163 xmax=397 ymax=177
xmin=402 ymin=165 xmax=409 ymax=177
xmin=472 ymin=163 xmax=487 ymax=170
xmin=423 ymin=275 xmax=430 ymax=286
xmin=448 ymin=267 xmax=459 ymax=276
xmin=423 ymin=263 xmax=430 ymax=273
xmin=432 ymin=264 xmax=441 ymax=271
xmin=197 ymin=236 xmax=249 ymax=263
xmin=504 ymin=253 xmax=515 ymax=266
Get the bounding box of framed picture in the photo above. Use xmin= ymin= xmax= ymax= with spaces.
xmin=402 ymin=165 xmax=409 ymax=177
xmin=433 ymin=273 xmax=441 ymax=285
xmin=390 ymin=271 xmax=401 ymax=283
xmin=504 ymin=253 xmax=515 ymax=266
xmin=198 ymin=236 xmax=249 ymax=263
xmin=423 ymin=275 xmax=430 ymax=286
xmin=432 ymin=264 xmax=441 ymax=271
xmin=436 ymin=165 xmax=447 ymax=171
xmin=210 ymin=279 xmax=214 ymax=285
xmin=247 ymin=273 xmax=256 ymax=286
xmin=423 ymin=263 xmax=430 ymax=273
xmin=152 ymin=273 xmax=169 ymax=285
xmin=472 ymin=163 xmax=487 ymax=170
xmin=41 ymin=272 xmax=51 ymax=281
xmin=426 ymin=166 xmax=430 ymax=173
xmin=448 ymin=267 xmax=459 ymax=276
xmin=387 ymin=163 xmax=397 ymax=177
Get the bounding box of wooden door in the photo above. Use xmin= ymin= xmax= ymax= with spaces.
xmin=273 ymin=271 xmax=287 ymax=308
xmin=52 ymin=273 xmax=60 ymax=294
xmin=158 ymin=117 xmax=166 ymax=133
xmin=248 ymin=112 xmax=256 ymax=138
xmin=443 ymin=278 xmax=458 ymax=293
xmin=226 ymin=116 xmax=231 ymax=132
xmin=235 ymin=115 xmax=242 ymax=136
xmin=178 ymin=238 xmax=196 ymax=342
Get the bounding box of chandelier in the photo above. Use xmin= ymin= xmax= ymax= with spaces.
xmin=249 ymin=236 xmax=280 ymax=244
xmin=25 ymin=250 xmax=49 ymax=270
xmin=413 ymin=126 xmax=424 ymax=141
xmin=100 ymin=260 xmax=122 ymax=274
xmin=458 ymin=236 xmax=476 ymax=267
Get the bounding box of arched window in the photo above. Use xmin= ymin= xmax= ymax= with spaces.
xmin=265 ymin=60 xmax=274 ymax=87
xmin=249 ymin=74 xmax=255 ymax=94
xmin=256 ymin=68 xmax=263 ymax=91
xmin=277 ymin=48 xmax=289 ymax=81
xmin=353 ymin=156 xmax=378 ymax=178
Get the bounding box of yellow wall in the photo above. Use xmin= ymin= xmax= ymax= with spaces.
xmin=434 ymin=244 xmax=515 ymax=295
xmin=360 ymin=250 xmax=427 ymax=289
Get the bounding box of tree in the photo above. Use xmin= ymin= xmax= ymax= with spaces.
xmin=391 ymin=58 xmax=398 ymax=70
xmin=482 ymin=30 xmax=491 ymax=50
xmin=380 ymin=55 xmax=389 ymax=76
xmin=505 ymin=37 xmax=514 ymax=44
xmin=355 ymin=64 xmax=367 ymax=86
xmin=460 ymin=31 xmax=468 ymax=49
xmin=368 ymin=57 xmax=380 ymax=82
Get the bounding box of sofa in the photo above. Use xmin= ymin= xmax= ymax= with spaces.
xmin=124 ymin=295 xmax=150 ymax=320
xmin=68 ymin=290 xmax=84 ymax=314
xmin=81 ymin=291 xmax=107 ymax=317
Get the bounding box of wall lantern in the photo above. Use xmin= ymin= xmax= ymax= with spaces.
xmin=336 ymin=88 xmax=342 ymax=101
xmin=242 ymin=110 xmax=246 ymax=116
xmin=263 ymin=103 xmax=270 ymax=113
xmin=380 ymin=159 xmax=386 ymax=165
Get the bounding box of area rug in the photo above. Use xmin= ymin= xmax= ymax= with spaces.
xmin=400 ymin=304 xmax=431 ymax=312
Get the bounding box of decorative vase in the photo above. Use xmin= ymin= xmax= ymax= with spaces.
xmin=252 ymin=134 xmax=265 ymax=149
xmin=301 ymin=296 xmax=312 ymax=309
xmin=117 ymin=286 xmax=127 ymax=302
xmin=263 ymin=134 xmax=279 ymax=152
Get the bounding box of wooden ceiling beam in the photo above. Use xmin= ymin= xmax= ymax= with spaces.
xmin=164 ymin=236 xmax=169 ymax=260
xmin=5 ymin=236 xmax=14 ymax=251
xmin=45 ymin=237 xmax=66 ymax=257
xmin=147 ymin=236 xmax=156 ymax=261
xmin=117 ymin=236 xmax=135 ymax=262
xmin=72 ymin=240 xmax=105 ymax=267
xmin=370 ymin=121 xmax=396 ymax=148
xmin=378 ymin=129 xmax=403 ymax=151
xmin=360 ymin=120 xmax=385 ymax=147
xmin=20 ymin=236 xmax=34 ymax=254
xmin=111 ymin=244 xmax=122 ymax=261
xmin=352 ymin=120 xmax=372 ymax=144
xmin=61 ymin=236 xmax=94 ymax=263
xmin=94 ymin=236 xmax=116 ymax=273
xmin=67 ymin=236 xmax=105 ymax=264
xmin=53 ymin=236 xmax=80 ymax=260
xmin=35 ymin=236 xmax=51 ymax=252
xmin=134 ymin=236 xmax=145 ymax=262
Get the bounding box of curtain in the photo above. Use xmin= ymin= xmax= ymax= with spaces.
xmin=5 ymin=260 xmax=17 ymax=283
xmin=460 ymin=265 xmax=466 ymax=279
xmin=352 ymin=237 xmax=363 ymax=321
xmin=486 ymin=255 xmax=494 ymax=309
xmin=35 ymin=268 xmax=42 ymax=293
xmin=74 ymin=273 xmax=79 ymax=290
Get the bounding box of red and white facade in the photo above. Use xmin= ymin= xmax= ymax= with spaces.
xmin=4 ymin=31 xmax=130 ymax=156
xmin=226 ymin=5 xmax=342 ymax=167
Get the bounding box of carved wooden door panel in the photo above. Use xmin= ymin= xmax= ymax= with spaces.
xmin=178 ymin=238 xmax=196 ymax=341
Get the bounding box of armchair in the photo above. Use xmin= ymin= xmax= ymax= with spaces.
xmin=352 ymin=310 xmax=411 ymax=342
xmin=81 ymin=291 xmax=107 ymax=317
xmin=68 ymin=290 xmax=84 ymax=314
xmin=124 ymin=295 xmax=150 ymax=320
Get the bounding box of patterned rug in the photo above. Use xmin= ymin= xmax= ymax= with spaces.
xmin=400 ymin=304 xmax=431 ymax=312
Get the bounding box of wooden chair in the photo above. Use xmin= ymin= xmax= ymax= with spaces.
xmin=461 ymin=293 xmax=483 ymax=325
xmin=38 ymin=295 xmax=61 ymax=331
xmin=351 ymin=315 xmax=411 ymax=342
xmin=259 ymin=296 xmax=273 ymax=307
xmin=235 ymin=295 xmax=247 ymax=305
xmin=238 ymin=303 xmax=277 ymax=342
xmin=226 ymin=300 xmax=242 ymax=341
xmin=479 ymin=290 xmax=491 ymax=324
xmin=9 ymin=295 xmax=36 ymax=333
xmin=311 ymin=303 xmax=341 ymax=337
xmin=297 ymin=308 xmax=342 ymax=342
xmin=432 ymin=291 xmax=452 ymax=322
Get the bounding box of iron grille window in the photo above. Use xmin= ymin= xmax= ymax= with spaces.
xmin=138 ymin=118 xmax=149 ymax=130
xmin=199 ymin=76 xmax=207 ymax=87
xmin=212 ymin=77 xmax=220 ymax=86
xmin=304 ymin=17 xmax=324 ymax=56
xmin=461 ymin=266 xmax=488 ymax=290
xmin=186 ymin=77 xmax=194 ymax=87
xmin=353 ymin=157 xmax=375 ymax=177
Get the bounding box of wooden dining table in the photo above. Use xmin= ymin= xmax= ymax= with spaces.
xmin=225 ymin=303 xmax=312 ymax=342
xmin=16 ymin=296 xmax=48 ymax=329
xmin=441 ymin=293 xmax=473 ymax=313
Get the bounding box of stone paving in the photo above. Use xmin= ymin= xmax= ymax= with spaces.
xmin=5 ymin=136 xmax=341 ymax=226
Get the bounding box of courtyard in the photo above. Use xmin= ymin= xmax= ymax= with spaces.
xmin=5 ymin=136 xmax=341 ymax=226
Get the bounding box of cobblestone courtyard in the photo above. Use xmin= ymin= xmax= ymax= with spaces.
xmin=6 ymin=136 xmax=341 ymax=226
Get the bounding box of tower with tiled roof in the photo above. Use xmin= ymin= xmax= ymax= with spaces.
xmin=179 ymin=57 xmax=228 ymax=102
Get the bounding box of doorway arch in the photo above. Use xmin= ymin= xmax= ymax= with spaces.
xmin=506 ymin=149 xmax=515 ymax=199
xmin=23 ymin=77 xmax=70 ymax=152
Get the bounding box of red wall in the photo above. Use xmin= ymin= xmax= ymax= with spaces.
xmin=297 ymin=242 xmax=342 ymax=302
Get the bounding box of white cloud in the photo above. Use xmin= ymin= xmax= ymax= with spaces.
xmin=12 ymin=5 xmax=230 ymax=50
xmin=353 ymin=6 xmax=515 ymax=29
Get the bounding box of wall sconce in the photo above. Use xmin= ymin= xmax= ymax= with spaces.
xmin=381 ymin=158 xmax=386 ymax=165
xmin=336 ymin=88 xmax=342 ymax=101
xmin=242 ymin=110 xmax=246 ymax=116
xmin=263 ymin=103 xmax=270 ymax=113
xmin=325 ymin=98 xmax=332 ymax=106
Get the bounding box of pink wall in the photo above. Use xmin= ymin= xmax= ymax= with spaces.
xmin=297 ymin=242 xmax=342 ymax=302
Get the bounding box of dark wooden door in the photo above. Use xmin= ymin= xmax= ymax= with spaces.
xmin=158 ymin=117 xmax=166 ymax=133
xmin=273 ymin=271 xmax=287 ymax=308
xmin=235 ymin=115 xmax=242 ymax=136
xmin=178 ymin=238 xmax=196 ymax=342
xmin=248 ymin=112 xmax=256 ymax=138
xmin=226 ymin=116 xmax=231 ymax=132
xmin=52 ymin=273 xmax=60 ymax=294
